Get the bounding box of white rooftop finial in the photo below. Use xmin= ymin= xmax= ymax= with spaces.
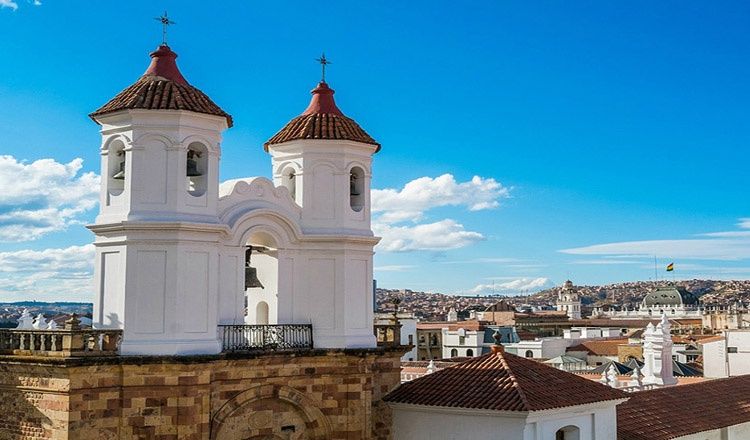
xmin=32 ymin=313 xmax=47 ymax=330
xmin=607 ymin=364 xmax=619 ymax=388
xmin=16 ymin=309 xmax=34 ymax=329
xmin=426 ymin=360 xmax=436 ymax=374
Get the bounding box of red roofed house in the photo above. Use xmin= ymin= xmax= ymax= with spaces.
xmin=385 ymin=343 xmax=628 ymax=439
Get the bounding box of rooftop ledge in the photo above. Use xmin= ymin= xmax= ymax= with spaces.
xmin=0 ymin=322 xmax=408 ymax=366
xmin=0 ymin=345 xmax=407 ymax=367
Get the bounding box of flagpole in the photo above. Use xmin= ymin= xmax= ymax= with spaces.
xmin=654 ymin=256 xmax=658 ymax=284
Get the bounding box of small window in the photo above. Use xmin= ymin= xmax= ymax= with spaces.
xmin=466 ymin=349 xmax=474 ymax=357
xmin=450 ymin=349 xmax=458 ymax=357
xmin=728 ymin=347 xmax=738 ymax=353
xmin=281 ymin=166 xmax=297 ymax=202
xmin=459 ymin=336 xmax=466 ymax=345
xmin=525 ymin=350 xmax=534 ymax=358
xmin=349 ymin=166 xmax=365 ymax=212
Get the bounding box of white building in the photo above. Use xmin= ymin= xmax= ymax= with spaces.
xmin=441 ymin=324 xmax=519 ymax=358
xmin=504 ymin=337 xmax=574 ymax=360
xmin=386 ymin=345 xmax=627 ymax=440
xmin=442 ymin=325 xmax=482 ymax=358
xmin=88 ymin=44 xmax=380 ymax=355
xmin=702 ymin=329 xmax=750 ymax=378
xmin=591 ymin=285 xmax=701 ymax=320
xmin=557 ymin=280 xmax=582 ymax=320
xmin=564 ymin=327 xmax=622 ymax=339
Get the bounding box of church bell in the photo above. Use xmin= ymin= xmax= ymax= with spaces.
xmin=244 ymin=247 xmax=264 ymax=289
xmin=186 ymin=150 xmax=203 ymax=177
xmin=112 ymin=160 xmax=126 ymax=180
xmin=349 ymin=173 xmax=360 ymax=196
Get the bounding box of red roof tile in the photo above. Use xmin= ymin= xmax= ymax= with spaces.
xmin=384 ymin=348 xmax=627 ymax=412
xmin=264 ymin=82 xmax=379 ymax=150
xmin=618 ymin=376 xmax=750 ymax=440
xmin=697 ymin=335 xmax=725 ymax=345
xmin=90 ymin=45 xmax=232 ymax=127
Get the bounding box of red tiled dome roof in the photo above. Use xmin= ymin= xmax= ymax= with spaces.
xmin=264 ymin=82 xmax=379 ymax=151
xmin=384 ymin=348 xmax=627 ymax=412
xmin=90 ymin=45 xmax=232 ymax=127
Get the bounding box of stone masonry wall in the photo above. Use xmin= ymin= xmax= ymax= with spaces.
xmin=0 ymin=349 xmax=403 ymax=440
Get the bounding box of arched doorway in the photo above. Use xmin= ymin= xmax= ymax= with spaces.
xmin=256 ymin=301 xmax=269 ymax=325
xmin=555 ymin=425 xmax=580 ymax=440
xmin=245 ymin=231 xmax=279 ymax=326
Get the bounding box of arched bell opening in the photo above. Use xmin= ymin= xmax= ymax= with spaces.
xmin=186 ymin=141 xmax=208 ymax=196
xmin=349 ymin=166 xmax=365 ymax=212
xmin=281 ymin=166 xmax=298 ymax=203
xmin=107 ymin=140 xmax=126 ymax=197
xmin=244 ymin=231 xmax=279 ymax=325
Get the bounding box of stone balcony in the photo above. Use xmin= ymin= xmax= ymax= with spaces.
xmin=0 ymin=315 xmax=122 ymax=357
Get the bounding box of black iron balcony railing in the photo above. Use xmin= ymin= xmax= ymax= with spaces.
xmin=219 ymin=324 xmax=313 ymax=352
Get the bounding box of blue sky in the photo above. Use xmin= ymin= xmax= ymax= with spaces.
xmin=1 ymin=1 xmax=749 ymax=301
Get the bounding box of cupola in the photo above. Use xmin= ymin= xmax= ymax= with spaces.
xmin=264 ymin=81 xmax=379 ymax=150
xmin=89 ymin=45 xmax=233 ymax=127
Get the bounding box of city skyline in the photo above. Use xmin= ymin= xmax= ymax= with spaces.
xmin=2 ymin=1 xmax=750 ymax=301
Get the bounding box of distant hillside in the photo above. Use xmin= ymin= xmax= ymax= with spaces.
xmin=530 ymin=279 xmax=750 ymax=307
xmin=376 ymin=279 xmax=750 ymax=318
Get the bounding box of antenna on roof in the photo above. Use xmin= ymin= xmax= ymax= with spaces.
xmin=315 ymin=53 xmax=332 ymax=83
xmin=154 ymin=11 xmax=176 ymax=45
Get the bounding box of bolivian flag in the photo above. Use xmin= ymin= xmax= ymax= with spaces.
xmin=666 ymin=263 xmax=674 ymax=272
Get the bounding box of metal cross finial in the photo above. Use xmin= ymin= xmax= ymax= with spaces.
xmin=315 ymin=53 xmax=332 ymax=82
xmin=154 ymin=11 xmax=176 ymax=45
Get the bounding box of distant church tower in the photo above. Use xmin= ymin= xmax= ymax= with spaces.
xmin=88 ymin=44 xmax=232 ymax=355
xmin=557 ymin=280 xmax=582 ymax=320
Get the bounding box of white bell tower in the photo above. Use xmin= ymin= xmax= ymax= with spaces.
xmin=557 ymin=280 xmax=582 ymax=320
xmin=88 ymin=44 xmax=232 ymax=355
xmin=263 ymin=78 xmax=380 ymax=348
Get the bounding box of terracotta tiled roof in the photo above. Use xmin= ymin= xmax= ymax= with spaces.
xmin=568 ymin=318 xmax=702 ymax=328
xmin=90 ymin=45 xmax=232 ymax=127
xmin=384 ymin=348 xmax=627 ymax=412
xmin=264 ymin=82 xmax=379 ymax=150
xmin=567 ymin=338 xmax=629 ymax=356
xmin=697 ymin=335 xmax=725 ymax=345
xmin=618 ymin=376 xmax=750 ymax=440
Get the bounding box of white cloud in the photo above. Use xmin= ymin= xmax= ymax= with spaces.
xmin=374 ymin=265 xmax=416 ymax=272
xmin=372 ymin=174 xmax=509 ymax=252
xmin=0 ymin=0 xmax=18 ymax=10
xmin=466 ymin=277 xmax=553 ymax=295
xmin=374 ymin=219 xmax=485 ymax=252
xmin=570 ymin=259 xmax=644 ymax=265
xmin=0 ymin=155 xmax=99 ymax=241
xmin=372 ymin=174 xmax=509 ymax=223
xmin=560 ymin=219 xmax=750 ymax=261
xmin=0 ymin=244 xmax=95 ymax=301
